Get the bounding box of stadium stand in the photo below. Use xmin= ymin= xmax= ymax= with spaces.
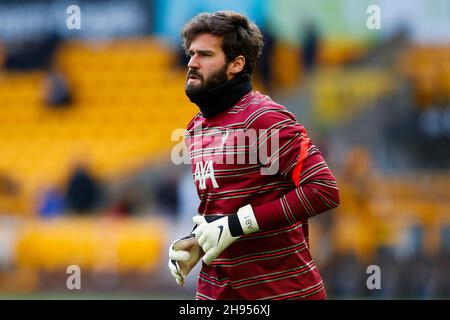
xmin=397 ymin=46 xmax=450 ymax=108
xmin=310 ymin=68 xmax=396 ymax=126
xmin=0 ymin=2 xmax=448 ymax=296
xmin=15 ymin=216 xmax=167 ymax=273
xmin=0 ymin=38 xmax=197 ymax=216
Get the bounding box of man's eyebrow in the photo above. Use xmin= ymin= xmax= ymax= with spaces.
xmin=188 ymin=49 xmax=215 ymax=55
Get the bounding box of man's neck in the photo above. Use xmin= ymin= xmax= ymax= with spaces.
xmin=188 ymin=74 xmax=252 ymax=118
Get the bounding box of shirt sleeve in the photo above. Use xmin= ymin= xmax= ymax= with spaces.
xmin=248 ymin=107 xmax=340 ymax=230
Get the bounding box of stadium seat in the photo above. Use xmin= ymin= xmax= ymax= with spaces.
xmin=0 ymin=38 xmax=196 ymax=215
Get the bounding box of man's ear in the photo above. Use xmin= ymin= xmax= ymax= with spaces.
xmin=228 ymin=55 xmax=246 ymax=76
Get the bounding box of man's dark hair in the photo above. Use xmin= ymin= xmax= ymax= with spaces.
xmin=181 ymin=11 xmax=264 ymax=77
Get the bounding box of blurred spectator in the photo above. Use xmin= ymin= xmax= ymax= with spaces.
xmin=37 ymin=186 xmax=65 ymax=218
xmin=154 ymin=168 xmax=180 ymax=219
xmin=43 ymin=70 xmax=73 ymax=108
xmin=341 ymin=146 xmax=376 ymax=211
xmin=177 ymin=168 xmax=199 ymax=222
xmin=64 ymin=164 xmax=102 ymax=214
xmin=0 ymin=174 xmax=20 ymax=196
xmin=108 ymin=187 xmax=139 ymax=217
xmin=0 ymin=173 xmax=22 ymax=214
xmin=301 ymin=21 xmax=320 ymax=73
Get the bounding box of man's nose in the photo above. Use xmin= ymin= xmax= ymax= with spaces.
xmin=187 ymin=54 xmax=199 ymax=69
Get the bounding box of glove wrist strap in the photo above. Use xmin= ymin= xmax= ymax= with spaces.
xmin=236 ymin=204 xmax=260 ymax=235
xmin=228 ymin=214 xmax=244 ymax=237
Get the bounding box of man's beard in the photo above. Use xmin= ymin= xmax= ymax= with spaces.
xmin=185 ymin=63 xmax=228 ymax=99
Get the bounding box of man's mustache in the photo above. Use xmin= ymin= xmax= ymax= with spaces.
xmin=187 ymin=69 xmax=203 ymax=81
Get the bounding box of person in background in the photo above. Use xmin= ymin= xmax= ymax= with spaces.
xmin=301 ymin=21 xmax=320 ymax=73
xmin=64 ymin=163 xmax=102 ymax=214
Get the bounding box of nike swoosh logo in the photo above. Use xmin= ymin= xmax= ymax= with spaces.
xmin=217 ymin=225 xmax=224 ymax=244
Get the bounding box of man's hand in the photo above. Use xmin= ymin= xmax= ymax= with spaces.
xmin=168 ymin=235 xmax=202 ymax=286
xmin=192 ymin=204 xmax=259 ymax=265
xmin=192 ymin=215 xmax=238 ymax=265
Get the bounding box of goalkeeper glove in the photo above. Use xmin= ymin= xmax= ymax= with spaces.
xmin=192 ymin=204 xmax=259 ymax=265
xmin=167 ymin=216 xmax=223 ymax=286
xmin=168 ymin=234 xmax=202 ymax=286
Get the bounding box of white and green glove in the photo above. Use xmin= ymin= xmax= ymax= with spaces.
xmin=192 ymin=204 xmax=260 ymax=265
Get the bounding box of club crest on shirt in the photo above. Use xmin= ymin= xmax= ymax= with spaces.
xmin=194 ymin=160 xmax=219 ymax=190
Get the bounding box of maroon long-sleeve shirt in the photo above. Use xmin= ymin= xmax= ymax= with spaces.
xmin=185 ymin=91 xmax=340 ymax=300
